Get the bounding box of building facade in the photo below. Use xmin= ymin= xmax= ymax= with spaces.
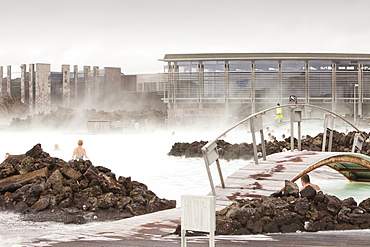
xmin=1 ymin=64 xmax=167 ymax=115
xmin=160 ymin=53 xmax=370 ymax=125
xmin=1 ymin=64 xmax=123 ymax=112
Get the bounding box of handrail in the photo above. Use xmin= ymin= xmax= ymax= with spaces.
xmin=202 ymin=103 xmax=362 ymax=196
xmin=201 ymin=103 xmax=360 ymax=152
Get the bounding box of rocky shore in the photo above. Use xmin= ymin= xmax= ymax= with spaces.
xmin=213 ymin=181 xmax=370 ymax=235
xmin=170 ymin=130 xmax=370 ymax=235
xmin=0 ymin=144 xmax=176 ymax=224
xmin=173 ymin=181 xmax=370 ymax=236
xmin=168 ymin=130 xmax=370 ymax=160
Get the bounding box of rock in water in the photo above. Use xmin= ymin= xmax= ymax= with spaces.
xmin=300 ymin=185 xmax=316 ymax=199
xmin=168 ymin=130 xmax=370 ymax=160
xmin=283 ymin=180 xmax=299 ymax=197
xmin=0 ymin=144 xmax=176 ymax=224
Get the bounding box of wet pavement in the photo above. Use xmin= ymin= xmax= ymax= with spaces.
xmin=50 ymin=229 xmax=370 ymax=246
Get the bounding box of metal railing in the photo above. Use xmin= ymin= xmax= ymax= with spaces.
xmin=202 ymin=103 xmax=364 ymax=196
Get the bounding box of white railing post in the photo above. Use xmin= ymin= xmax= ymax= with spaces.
xmin=181 ymin=195 xmax=216 ymax=247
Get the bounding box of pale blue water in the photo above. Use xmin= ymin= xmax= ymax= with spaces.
xmin=0 ymin=130 xmax=246 ymax=204
xmin=315 ymin=177 xmax=370 ymax=204
xmin=1 ymin=119 xmax=368 ymax=246
xmin=0 ymin=129 xmax=368 ymax=205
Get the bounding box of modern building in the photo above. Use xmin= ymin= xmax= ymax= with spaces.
xmin=1 ymin=64 xmax=123 ymax=112
xmin=160 ymin=53 xmax=370 ymax=126
xmin=1 ymin=64 xmax=167 ymax=114
xmin=4 ymin=53 xmax=370 ymax=128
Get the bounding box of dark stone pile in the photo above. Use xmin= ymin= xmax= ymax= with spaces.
xmin=0 ymin=144 xmax=176 ymax=224
xmin=168 ymin=131 xmax=370 ymax=161
xmin=168 ymin=140 xmax=256 ymax=161
xmin=215 ymin=181 xmax=370 ymax=235
xmin=0 ymin=93 xmax=28 ymax=118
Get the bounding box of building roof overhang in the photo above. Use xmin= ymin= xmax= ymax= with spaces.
xmin=159 ymin=52 xmax=370 ymax=62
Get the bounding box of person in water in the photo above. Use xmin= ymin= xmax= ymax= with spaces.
xmin=72 ymin=140 xmax=88 ymax=160
xmin=53 ymin=144 xmax=60 ymax=151
xmin=300 ymin=174 xmax=320 ymax=191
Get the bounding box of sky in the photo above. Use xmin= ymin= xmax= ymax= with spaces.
xmin=1 ymin=0 xmax=370 ymax=75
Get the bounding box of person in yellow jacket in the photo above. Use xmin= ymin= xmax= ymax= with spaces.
xmin=276 ymin=103 xmax=282 ymax=123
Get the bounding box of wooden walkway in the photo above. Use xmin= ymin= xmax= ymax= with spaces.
xmin=211 ymin=150 xmax=349 ymax=208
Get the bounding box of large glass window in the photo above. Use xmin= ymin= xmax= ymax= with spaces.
xmin=281 ymin=60 xmax=306 ymax=100
xmin=203 ymin=61 xmax=225 ymax=99
xmin=309 ymin=60 xmax=332 ymax=71
xmin=203 ymin=61 xmax=225 ymax=72
xmin=177 ymin=61 xmax=199 ymax=99
xmin=178 ymin=61 xmax=199 ymax=73
xmin=308 ymin=60 xmax=332 ymax=99
xmin=228 ymin=61 xmax=252 ymax=99
xmin=362 ymin=61 xmax=370 ymax=99
xmin=335 ymin=60 xmax=358 ymax=102
xmin=229 ymin=60 xmax=251 ymax=72
xmin=255 ymin=60 xmax=279 ymax=102
xmin=255 ymin=60 xmax=279 ymax=71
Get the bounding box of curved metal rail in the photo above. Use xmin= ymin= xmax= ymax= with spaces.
xmin=202 ymin=103 xmax=362 ymax=196
xmin=290 ymin=153 xmax=370 ymax=183
xmin=202 ymin=103 xmax=359 ymax=152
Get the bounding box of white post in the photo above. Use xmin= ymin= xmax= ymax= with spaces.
xmin=181 ymin=195 xmax=216 ymax=247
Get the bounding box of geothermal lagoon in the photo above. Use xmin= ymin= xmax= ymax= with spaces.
xmin=0 ymin=122 xmax=369 ymax=205
xmin=1 ymin=120 xmax=370 ymax=245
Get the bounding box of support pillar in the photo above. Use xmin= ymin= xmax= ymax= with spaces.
xmin=0 ymin=66 xmax=2 ymax=97
xmin=251 ymin=62 xmax=256 ymax=113
xmin=20 ymin=64 xmax=26 ymax=103
xmin=198 ymin=63 xmax=203 ymax=109
xmin=7 ymin=65 xmax=11 ymax=94
xmin=29 ymin=64 xmax=35 ymax=111
xmin=74 ymin=65 xmax=78 ymax=104
xmin=84 ymin=66 xmax=91 ymax=105
xmin=290 ymin=108 xmax=294 ymax=152
xmin=322 ymin=114 xmax=335 ymax=152
xmin=250 ymin=115 xmax=264 ymax=164
xmin=290 ymin=107 xmax=302 ymax=151
xmin=332 ymin=62 xmax=336 ymax=112
xmin=358 ymin=62 xmax=363 ymax=118
xmin=278 ymin=61 xmax=282 ymax=104
xmin=62 ymin=65 xmax=70 ymax=108
xmin=104 ymin=67 xmax=121 ymax=108
xmin=35 ymin=64 xmax=51 ymax=112
xmin=93 ymin=66 xmax=99 ymax=105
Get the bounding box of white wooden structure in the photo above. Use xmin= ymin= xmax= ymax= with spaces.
xmin=181 ymin=195 xmax=216 ymax=247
